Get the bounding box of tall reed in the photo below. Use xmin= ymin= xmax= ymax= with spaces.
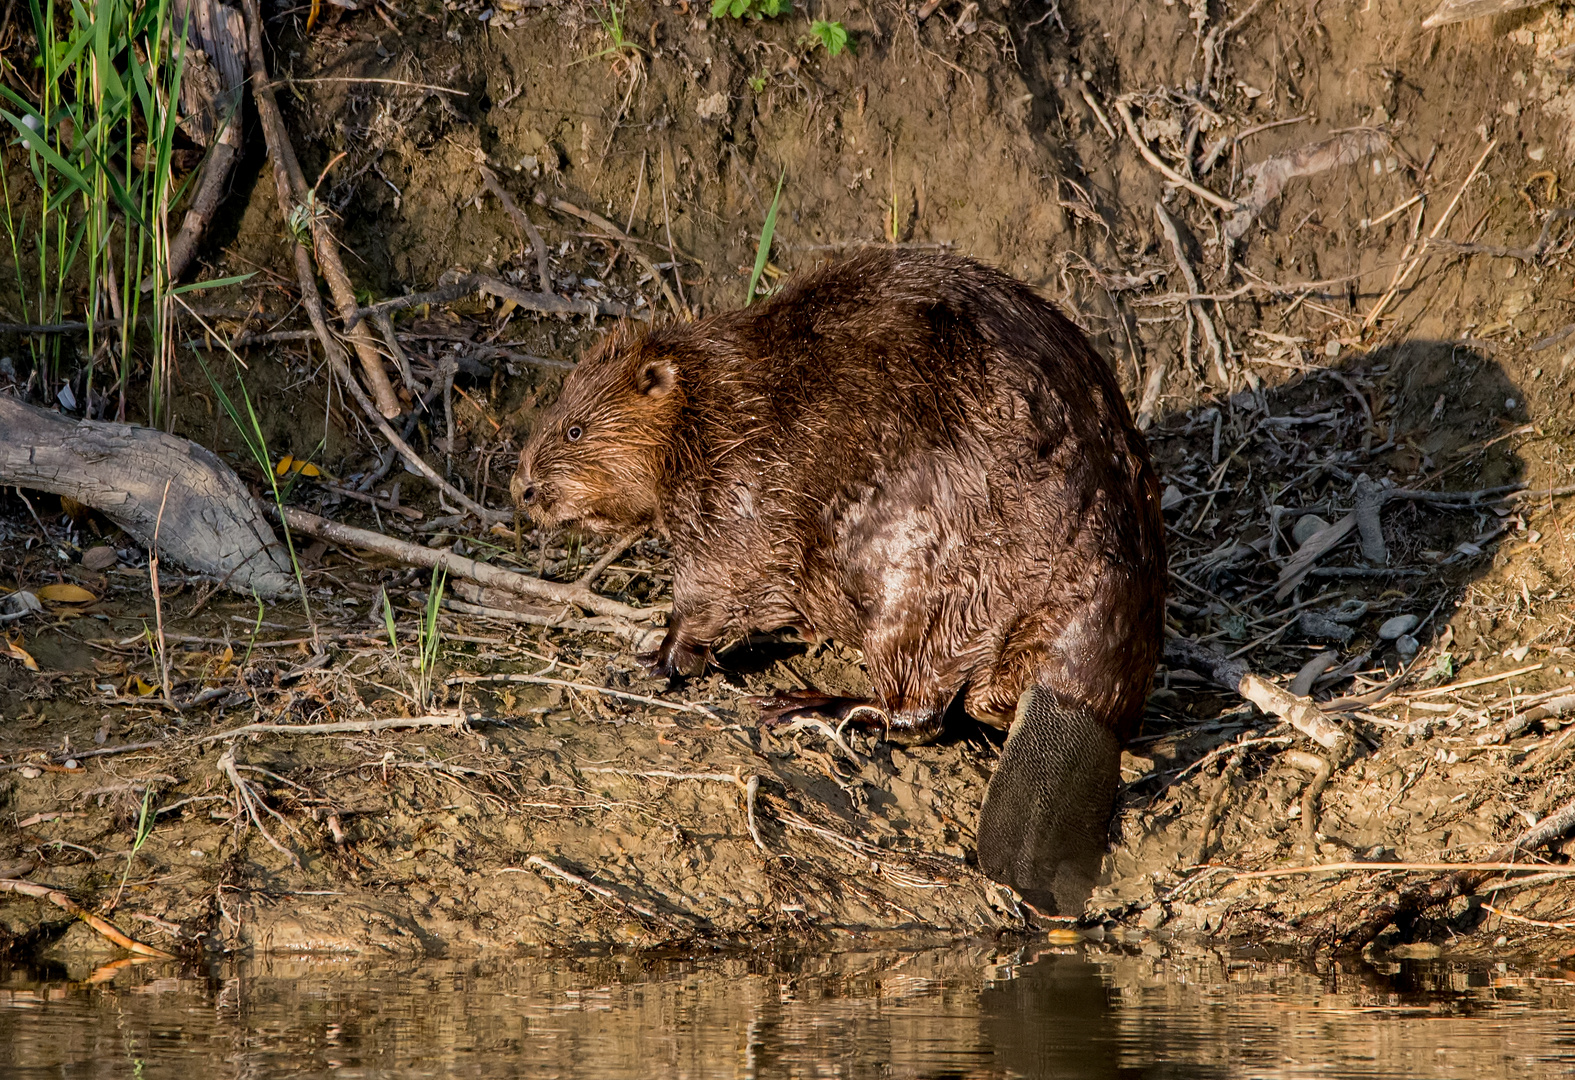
xmin=0 ymin=0 xmax=189 ymax=425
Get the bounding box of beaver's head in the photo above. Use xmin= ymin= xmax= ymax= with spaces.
xmin=511 ymin=323 xmax=682 ymax=533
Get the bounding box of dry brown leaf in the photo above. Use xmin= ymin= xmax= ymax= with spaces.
xmin=3 ymin=637 xmax=38 ymax=671
xmin=36 ymin=583 xmax=98 ymax=605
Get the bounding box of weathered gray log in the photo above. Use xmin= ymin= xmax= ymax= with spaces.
xmin=0 ymin=396 xmax=294 ymax=597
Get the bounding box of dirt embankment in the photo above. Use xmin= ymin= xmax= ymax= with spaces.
xmin=7 ymin=0 xmax=1575 ymax=963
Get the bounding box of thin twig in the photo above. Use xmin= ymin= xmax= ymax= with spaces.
xmin=1155 ymin=202 xmax=1229 ymax=385
xmin=744 ymin=775 xmax=768 ymax=854
xmin=280 ymin=506 xmax=652 ymax=619
xmin=1115 ymin=99 xmax=1239 ymax=212
xmin=217 ymin=748 xmax=300 ymax=869
xmin=195 ymin=713 xmax=473 ymax=744
xmin=268 ymin=76 xmax=467 ymax=94
xmin=448 ymin=672 xmax=719 ymax=719
xmin=478 ymin=164 xmax=551 ymax=294
xmin=1481 ymin=903 xmax=1575 ymax=931
xmin=1364 ymin=140 xmax=1497 ymax=329
xmin=539 ymin=194 xmax=684 ymax=317
xmin=514 ymin=855 xmax=668 ymax=922
xmin=0 ymin=879 xmax=175 ymax=958
xmin=1242 ymin=861 xmax=1575 ymax=880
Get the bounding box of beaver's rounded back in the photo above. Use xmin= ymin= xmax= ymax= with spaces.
xmin=515 ymin=249 xmax=1164 ymax=740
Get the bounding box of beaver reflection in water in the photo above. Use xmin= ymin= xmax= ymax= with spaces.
xmin=512 ymin=251 xmax=1166 ymax=913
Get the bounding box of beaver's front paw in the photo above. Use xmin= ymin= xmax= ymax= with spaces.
xmin=640 ymin=632 xmax=709 ymax=681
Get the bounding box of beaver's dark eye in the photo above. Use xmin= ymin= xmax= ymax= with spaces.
xmin=566 ymin=424 xmax=584 ymax=442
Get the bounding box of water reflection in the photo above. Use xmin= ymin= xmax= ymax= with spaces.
xmin=2 ymin=942 xmax=1574 ymax=1078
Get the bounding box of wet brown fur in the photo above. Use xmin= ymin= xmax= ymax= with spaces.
xmin=513 ymin=250 xmax=1166 ymax=745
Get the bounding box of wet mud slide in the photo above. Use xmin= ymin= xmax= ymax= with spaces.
xmin=6 ymin=0 xmax=1575 ymax=968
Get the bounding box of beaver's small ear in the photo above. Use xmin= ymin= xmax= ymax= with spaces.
xmin=635 ymin=357 xmax=677 ymax=398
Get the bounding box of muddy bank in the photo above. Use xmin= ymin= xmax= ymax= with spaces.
xmin=7 ymin=0 xmax=1575 ymax=962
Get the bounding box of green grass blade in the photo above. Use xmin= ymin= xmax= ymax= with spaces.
xmin=745 ymin=168 xmax=785 ymax=306
xmin=171 ymin=272 xmax=256 ymax=295
xmin=0 ymin=110 xmax=92 ymax=195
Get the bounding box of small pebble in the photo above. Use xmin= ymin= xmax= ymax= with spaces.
xmin=1293 ymin=514 xmax=1332 ymax=546
xmin=19 ymin=766 xmax=41 ymax=779
xmin=1396 ymin=634 xmax=1419 ymax=661
xmin=1494 ymin=935 xmax=1509 ymax=948
xmin=1379 ymin=614 xmax=1419 ymax=641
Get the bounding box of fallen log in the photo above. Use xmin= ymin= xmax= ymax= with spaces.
xmin=0 ymin=395 xmax=294 ymax=597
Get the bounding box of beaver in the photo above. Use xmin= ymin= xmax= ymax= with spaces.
xmin=511 ymin=250 xmax=1166 ymax=913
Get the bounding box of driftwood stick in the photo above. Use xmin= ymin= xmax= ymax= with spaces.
xmin=0 ymin=879 xmax=177 ymax=958
xmin=1163 ymin=638 xmax=1351 ymax=754
xmin=240 ymin=0 xmax=401 ymax=418
xmin=280 ymin=507 xmax=655 ymax=621
xmin=196 ymin=713 xmax=473 ymax=743
xmin=0 ymin=395 xmax=294 ymax=597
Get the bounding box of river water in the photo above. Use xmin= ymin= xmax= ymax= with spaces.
xmin=3 ymin=941 xmax=1574 ymax=1078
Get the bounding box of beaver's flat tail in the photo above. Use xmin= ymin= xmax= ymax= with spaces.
xmin=976 ymin=686 xmax=1121 ymax=916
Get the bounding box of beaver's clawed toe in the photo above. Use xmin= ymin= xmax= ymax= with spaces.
xmin=749 ymin=689 xmax=881 ymax=729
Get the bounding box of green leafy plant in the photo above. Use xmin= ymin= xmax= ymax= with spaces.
xmin=808 ymin=19 xmax=850 ymax=56
xmin=416 ymin=566 xmax=446 ymax=708
xmin=109 ymin=786 xmax=156 ymax=910
xmin=749 ymin=75 xmax=766 ymax=94
xmin=576 ymin=0 xmax=644 ymax=65
xmin=381 ymin=586 xmax=398 ymax=649
xmin=711 ymin=0 xmax=790 ymax=20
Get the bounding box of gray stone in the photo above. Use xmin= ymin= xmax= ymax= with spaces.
xmin=1379 ymin=614 xmax=1419 ymax=641
xmin=1396 ymin=634 xmax=1419 ymax=661
xmin=1293 ymin=514 xmax=1332 ymax=546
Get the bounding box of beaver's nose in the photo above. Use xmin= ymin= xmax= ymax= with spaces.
xmin=510 ymin=466 xmax=538 ymax=507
